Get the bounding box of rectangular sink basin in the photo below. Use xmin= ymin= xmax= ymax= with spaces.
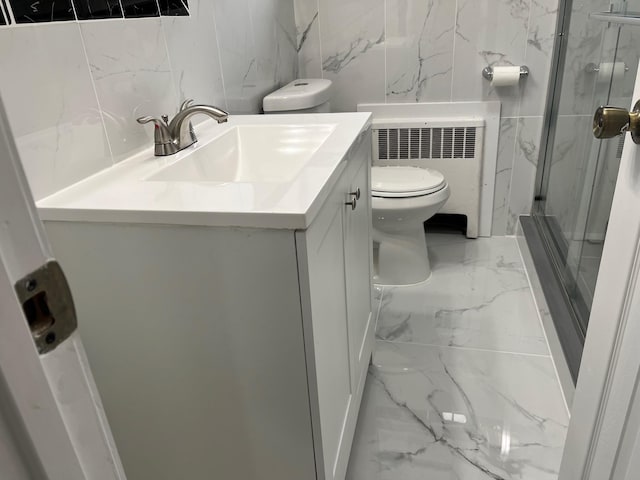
xmin=147 ymin=124 xmax=336 ymax=183
xmin=36 ymin=112 xmax=372 ymax=230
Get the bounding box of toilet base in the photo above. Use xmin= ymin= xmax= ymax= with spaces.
xmin=373 ymin=224 xmax=431 ymax=286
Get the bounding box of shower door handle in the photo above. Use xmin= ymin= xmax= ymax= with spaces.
xmin=593 ymin=100 xmax=640 ymax=144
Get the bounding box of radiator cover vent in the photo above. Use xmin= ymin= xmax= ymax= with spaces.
xmin=377 ymin=126 xmax=477 ymax=160
xmin=371 ymin=117 xmax=485 ymax=238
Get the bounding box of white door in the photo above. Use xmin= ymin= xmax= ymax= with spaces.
xmin=560 ymin=62 xmax=640 ymax=479
xmin=0 ymin=96 xmax=125 ymax=479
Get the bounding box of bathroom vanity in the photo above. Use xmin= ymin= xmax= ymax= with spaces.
xmin=38 ymin=113 xmax=374 ymax=480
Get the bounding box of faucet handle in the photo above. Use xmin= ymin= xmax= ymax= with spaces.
xmin=137 ymin=115 xmax=167 ymax=126
xmin=136 ymin=116 xmax=178 ymax=156
xmin=180 ymin=99 xmax=195 ymax=111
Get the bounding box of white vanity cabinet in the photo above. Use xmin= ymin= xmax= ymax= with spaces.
xmin=43 ymin=127 xmax=374 ymax=480
xmin=296 ymin=134 xmax=374 ymax=480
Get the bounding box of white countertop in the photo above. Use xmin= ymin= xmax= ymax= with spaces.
xmin=37 ymin=112 xmax=372 ymax=230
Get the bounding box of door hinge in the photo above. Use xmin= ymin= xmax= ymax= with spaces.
xmin=14 ymin=260 xmax=77 ymax=354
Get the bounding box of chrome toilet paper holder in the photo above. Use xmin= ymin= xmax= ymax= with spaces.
xmin=584 ymin=62 xmax=629 ymax=74
xmin=482 ymin=65 xmax=530 ymax=81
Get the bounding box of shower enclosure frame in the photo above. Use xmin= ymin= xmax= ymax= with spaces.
xmin=526 ymin=0 xmax=587 ymax=384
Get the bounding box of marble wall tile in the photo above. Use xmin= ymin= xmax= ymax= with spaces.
xmin=248 ymin=0 xmax=297 ymax=88
xmin=506 ymin=116 xmax=543 ymax=234
xmin=121 ymin=0 xmax=159 ymax=18
xmin=557 ymin=0 xmax=610 ymax=116
xmin=609 ymin=26 xmax=640 ymax=106
xmin=158 ymin=0 xmax=189 ymax=16
xmin=12 ymin=0 xmax=75 ymax=23
xmin=493 ymin=118 xmax=518 ymax=235
xmin=80 ymin=17 xmax=178 ymax=161
xmin=518 ymin=0 xmax=558 ymax=117
xmin=319 ymin=0 xmax=386 ymax=111
xmin=276 ymin=0 xmax=300 ymax=85
xmin=1 ymin=0 xmax=297 ymax=200
xmin=544 ymin=115 xmax=592 ymax=239
xmin=73 ymin=0 xmax=123 ymax=20
xmin=295 ymin=0 xmax=561 ymax=235
xmin=0 ymin=23 xmax=112 ymax=200
xmin=451 ymin=0 xmax=531 ymax=118
xmin=212 ymin=0 xmax=296 ymax=113
xmin=250 ymin=0 xmax=280 ymax=84
xmin=161 ymin=0 xmax=226 ymax=110
xmin=385 ymin=0 xmax=455 ymax=103
xmin=213 ymin=0 xmax=263 ymax=113
xmin=294 ymin=0 xmax=322 ymax=77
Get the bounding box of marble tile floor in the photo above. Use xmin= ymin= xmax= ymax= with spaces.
xmin=347 ymin=233 xmax=569 ymax=480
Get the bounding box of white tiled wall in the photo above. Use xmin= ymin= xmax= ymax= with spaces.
xmin=0 ymin=0 xmax=296 ymax=200
xmin=1 ymin=0 xmax=560 ymax=236
xmin=0 ymin=23 xmax=112 ymax=200
xmin=295 ymin=0 xmax=559 ymax=235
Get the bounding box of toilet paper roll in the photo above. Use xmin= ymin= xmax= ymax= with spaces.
xmin=597 ymin=62 xmax=626 ymax=83
xmin=490 ymin=66 xmax=521 ymax=87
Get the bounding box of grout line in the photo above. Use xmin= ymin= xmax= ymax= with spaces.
xmin=376 ymin=338 xmax=553 ymax=359
xmin=4 ymin=0 xmax=13 ymax=24
xmin=77 ymin=17 xmax=125 ymax=23
xmin=502 ymin=115 xmax=544 ymax=119
xmin=516 ymin=234 xmax=572 ymax=416
xmin=69 ymin=0 xmax=79 ymax=21
xmin=374 ymin=286 xmax=384 ymax=333
xmin=0 ymin=2 xmax=6 ymax=25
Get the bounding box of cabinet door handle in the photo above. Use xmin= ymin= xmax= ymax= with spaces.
xmin=345 ymin=198 xmax=357 ymax=210
xmin=349 ymin=188 xmax=361 ymax=200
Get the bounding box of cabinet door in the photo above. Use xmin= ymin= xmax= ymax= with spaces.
xmin=344 ymin=159 xmax=374 ymax=394
xmin=297 ymin=194 xmax=352 ymax=480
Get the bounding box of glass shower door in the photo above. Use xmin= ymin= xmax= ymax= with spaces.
xmin=573 ymin=14 xmax=640 ymax=320
xmin=535 ymin=0 xmax=639 ymax=336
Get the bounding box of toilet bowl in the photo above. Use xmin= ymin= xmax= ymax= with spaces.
xmin=372 ymin=166 xmax=451 ymax=285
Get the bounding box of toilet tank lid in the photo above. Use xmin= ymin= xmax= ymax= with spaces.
xmin=263 ymin=79 xmax=332 ymax=112
xmin=371 ymin=166 xmax=446 ymax=196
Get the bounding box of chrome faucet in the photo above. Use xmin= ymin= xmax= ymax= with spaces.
xmin=137 ymin=99 xmax=229 ymax=156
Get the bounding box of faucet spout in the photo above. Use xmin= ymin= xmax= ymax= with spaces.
xmin=168 ymin=104 xmax=229 ymax=151
xmin=137 ymin=100 xmax=229 ymax=156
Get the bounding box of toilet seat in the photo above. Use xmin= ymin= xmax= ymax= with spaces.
xmin=371 ymin=166 xmax=446 ymax=198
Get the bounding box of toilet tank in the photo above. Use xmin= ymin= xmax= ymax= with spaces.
xmin=263 ymin=79 xmax=332 ymax=114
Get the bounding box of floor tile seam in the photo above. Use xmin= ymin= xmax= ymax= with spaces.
xmin=377 ymin=338 xmax=553 ymax=359
xmin=373 ymin=286 xmax=385 ymax=332
xmin=431 ymin=264 xmax=528 ymax=271
xmin=515 ymin=237 xmax=572 ymax=416
xmin=428 ymin=260 xmax=527 ymax=269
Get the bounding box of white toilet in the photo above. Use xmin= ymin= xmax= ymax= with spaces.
xmin=263 ymin=79 xmax=332 ymax=113
xmin=372 ymin=166 xmax=450 ymax=285
xmin=263 ymin=81 xmax=451 ymax=285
